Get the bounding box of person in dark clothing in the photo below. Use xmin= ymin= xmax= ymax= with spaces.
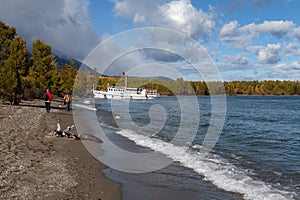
xmin=43 ymin=89 xmax=53 ymax=112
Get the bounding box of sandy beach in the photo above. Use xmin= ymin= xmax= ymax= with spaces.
xmin=0 ymin=99 xmax=121 ymax=200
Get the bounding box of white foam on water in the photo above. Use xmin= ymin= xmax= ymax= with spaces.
xmin=98 ymin=121 xmax=121 ymax=131
xmin=116 ymin=129 xmax=296 ymax=200
xmin=72 ymin=103 xmax=97 ymax=111
xmin=83 ymin=100 xmax=93 ymax=104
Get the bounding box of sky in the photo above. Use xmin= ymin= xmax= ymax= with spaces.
xmin=0 ymin=0 xmax=300 ymax=81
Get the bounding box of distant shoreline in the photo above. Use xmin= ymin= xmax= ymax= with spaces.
xmin=156 ymin=94 xmax=300 ymax=96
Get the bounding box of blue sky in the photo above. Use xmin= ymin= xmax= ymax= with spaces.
xmin=0 ymin=0 xmax=300 ymax=81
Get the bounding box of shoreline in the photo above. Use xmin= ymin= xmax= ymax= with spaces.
xmin=95 ymin=106 xmax=244 ymax=200
xmin=0 ymin=99 xmax=121 ymax=199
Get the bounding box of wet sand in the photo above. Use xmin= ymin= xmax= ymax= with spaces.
xmin=0 ymin=99 xmax=121 ymax=200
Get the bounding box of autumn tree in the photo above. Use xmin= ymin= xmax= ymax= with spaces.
xmin=29 ymin=39 xmax=57 ymax=91
xmin=73 ymin=69 xmax=91 ymax=96
xmin=59 ymin=60 xmax=77 ymax=95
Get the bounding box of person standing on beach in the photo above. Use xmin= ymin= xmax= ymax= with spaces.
xmin=43 ymin=89 xmax=52 ymax=112
xmin=63 ymin=93 xmax=72 ymax=111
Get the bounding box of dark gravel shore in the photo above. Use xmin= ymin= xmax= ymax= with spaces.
xmin=0 ymin=99 xmax=121 ymax=200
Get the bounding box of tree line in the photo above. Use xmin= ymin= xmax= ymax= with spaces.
xmin=95 ymin=76 xmax=300 ymax=96
xmin=1 ymin=21 xmax=300 ymax=105
xmin=0 ymin=21 xmax=77 ymax=104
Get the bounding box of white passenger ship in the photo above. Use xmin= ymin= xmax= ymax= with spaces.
xmin=92 ymin=74 xmax=159 ymax=100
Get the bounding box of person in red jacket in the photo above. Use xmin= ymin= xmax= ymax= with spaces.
xmin=43 ymin=89 xmax=53 ymax=112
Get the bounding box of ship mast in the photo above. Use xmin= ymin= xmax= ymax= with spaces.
xmin=123 ymin=72 xmax=127 ymax=88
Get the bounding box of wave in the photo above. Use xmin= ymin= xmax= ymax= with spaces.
xmin=98 ymin=121 xmax=121 ymax=131
xmin=115 ymin=129 xmax=296 ymax=200
xmin=82 ymin=100 xmax=93 ymax=105
xmin=72 ymin=103 xmax=97 ymax=111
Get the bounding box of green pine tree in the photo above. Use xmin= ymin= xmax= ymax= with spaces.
xmin=0 ymin=21 xmax=16 ymax=67
xmin=59 ymin=60 xmax=77 ymax=95
xmin=2 ymin=37 xmax=29 ymax=104
xmin=30 ymin=39 xmax=57 ymax=91
xmin=0 ymin=21 xmax=17 ymax=98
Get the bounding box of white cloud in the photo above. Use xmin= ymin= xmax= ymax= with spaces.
xmin=231 ymin=54 xmax=250 ymax=65
xmin=219 ymin=54 xmax=251 ymax=72
xmin=291 ymin=26 xmax=300 ymax=41
xmin=219 ymin=20 xmax=239 ymax=36
xmin=112 ymin=0 xmax=215 ymax=40
xmin=159 ymin=0 xmax=215 ymax=39
xmin=272 ymin=61 xmax=300 ymax=79
xmin=82 ymin=27 xmax=215 ymax=80
xmin=242 ymin=20 xmax=294 ymax=38
xmin=290 ymin=61 xmax=300 ymax=70
xmin=133 ymin=12 xmax=145 ymax=24
xmin=0 ymin=0 xmax=99 ymax=59
xmin=283 ymin=43 xmax=300 ymax=58
xmin=219 ymin=20 xmax=294 ymax=49
xmin=246 ymin=45 xmax=265 ymax=54
xmin=83 ymin=36 xmax=150 ymax=75
xmin=113 ymin=0 xmax=166 ymax=20
xmin=258 ymin=43 xmax=281 ymax=64
xmin=218 ymin=20 xmax=256 ymax=49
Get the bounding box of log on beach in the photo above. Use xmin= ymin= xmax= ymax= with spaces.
xmin=0 ymin=99 xmax=121 ymax=200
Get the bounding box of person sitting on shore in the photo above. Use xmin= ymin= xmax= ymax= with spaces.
xmin=43 ymin=89 xmax=53 ymax=113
